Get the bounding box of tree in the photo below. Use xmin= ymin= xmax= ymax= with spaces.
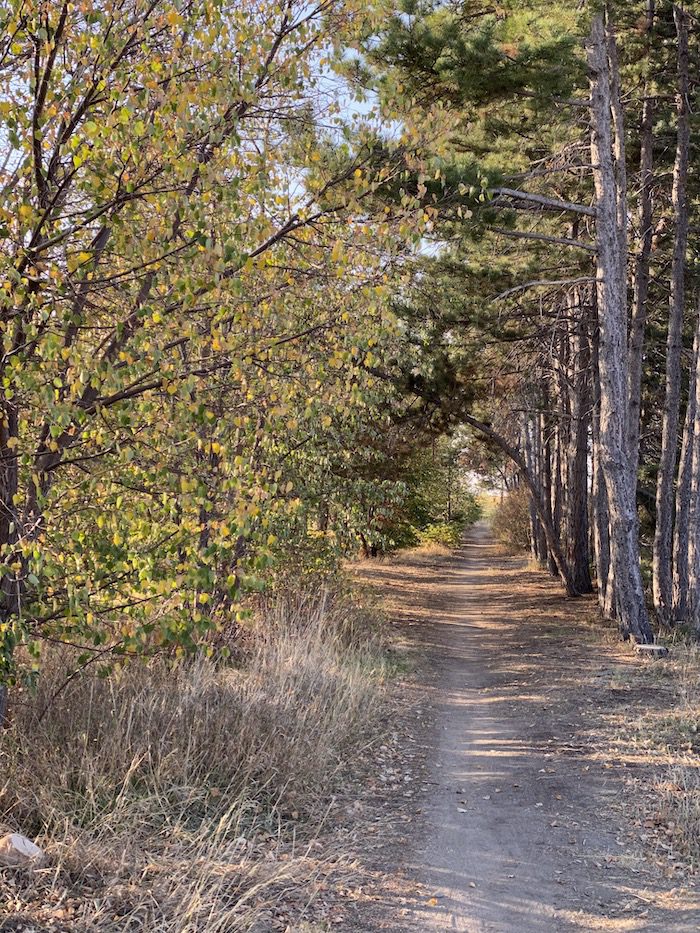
xmin=587 ymin=13 xmax=652 ymax=642
xmin=653 ymin=4 xmax=690 ymax=626
xmin=0 ymin=0 xmax=436 ymax=704
xmin=366 ymin=0 xmax=698 ymax=642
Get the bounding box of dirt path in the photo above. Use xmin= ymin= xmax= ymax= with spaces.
xmin=352 ymin=523 xmax=700 ymax=932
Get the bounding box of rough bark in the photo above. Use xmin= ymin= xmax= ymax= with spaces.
xmin=591 ymin=313 xmax=613 ymax=617
xmin=522 ymin=415 xmax=541 ymax=563
xmin=673 ymin=304 xmax=699 ymax=622
xmin=533 ymin=414 xmax=548 ymax=562
xmin=627 ymin=89 xmax=655 ymax=479
xmin=551 ymin=338 xmax=566 ymax=577
xmin=565 ymin=301 xmax=593 ymax=594
xmin=688 ymin=312 xmax=700 ymax=629
xmin=587 ymin=15 xmax=652 ymax=642
xmin=627 ymin=2 xmax=655 ymax=477
xmin=652 ymin=4 xmax=689 ymax=626
xmin=542 ymin=408 xmax=558 ymax=577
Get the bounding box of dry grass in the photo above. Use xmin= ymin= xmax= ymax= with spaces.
xmin=0 ymin=588 xmax=391 ymax=931
xmin=606 ymin=642 xmax=700 ymax=875
xmin=646 ymin=645 xmax=700 ymax=870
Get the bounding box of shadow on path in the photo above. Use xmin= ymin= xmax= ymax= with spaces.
xmin=355 ymin=523 xmax=700 ymax=932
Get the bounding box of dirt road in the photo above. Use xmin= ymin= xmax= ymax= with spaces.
xmin=354 ymin=523 xmax=700 ymax=931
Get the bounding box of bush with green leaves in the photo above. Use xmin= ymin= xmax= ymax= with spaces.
xmin=418 ymin=521 xmax=465 ymax=548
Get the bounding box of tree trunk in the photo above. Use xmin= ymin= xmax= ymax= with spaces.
xmin=673 ymin=301 xmax=699 ymax=622
xmin=587 ymin=15 xmax=652 ymax=643
xmin=523 ymin=414 xmax=540 ymax=562
xmin=591 ymin=312 xmax=613 ymax=616
xmin=533 ymin=412 xmax=548 ymax=562
xmin=0 ymin=394 xmax=21 ymax=727
xmin=552 ymin=327 xmax=569 ymax=567
xmin=542 ymin=404 xmax=560 ymax=577
xmin=565 ymin=299 xmax=593 ymax=594
xmin=652 ymin=4 xmax=689 ymax=626
xmin=685 ymin=306 xmax=700 ymax=630
xmin=627 ymin=88 xmax=655 ymax=480
xmin=626 ymin=1 xmax=655 ymax=478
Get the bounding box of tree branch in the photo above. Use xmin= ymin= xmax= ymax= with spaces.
xmin=495 ymin=276 xmax=596 ymax=301
xmin=490 ymin=187 xmax=596 ymax=217
xmin=489 ymin=226 xmax=596 ymax=253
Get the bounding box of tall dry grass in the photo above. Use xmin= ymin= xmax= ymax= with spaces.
xmin=0 ymin=588 xmax=390 ymax=931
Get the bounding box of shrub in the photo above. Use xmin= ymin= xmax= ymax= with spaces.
xmin=418 ymin=520 xmax=466 ymax=549
xmin=491 ymin=486 xmax=531 ymax=553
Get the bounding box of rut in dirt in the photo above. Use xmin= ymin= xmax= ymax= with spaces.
xmin=361 ymin=523 xmax=700 ymax=933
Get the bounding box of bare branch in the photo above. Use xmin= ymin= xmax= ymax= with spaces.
xmin=490 ymin=187 xmax=596 ymax=217
xmin=495 ymin=277 xmax=596 ymax=301
xmin=489 ymin=226 xmax=596 ymax=253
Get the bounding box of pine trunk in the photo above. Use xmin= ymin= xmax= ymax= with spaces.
xmin=653 ymin=4 xmax=689 ymax=626
xmin=591 ymin=312 xmax=613 ymax=616
xmin=673 ymin=305 xmax=699 ymax=622
xmin=627 ymin=89 xmax=654 ymax=480
xmin=566 ymin=302 xmax=593 ymax=594
xmin=587 ymin=15 xmax=652 ymax=643
xmin=523 ymin=415 xmax=541 ymax=563
xmin=535 ymin=415 xmax=548 ymax=562
xmin=686 ymin=307 xmax=700 ymax=629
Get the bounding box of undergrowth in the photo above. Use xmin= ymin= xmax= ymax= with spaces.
xmin=649 ymin=645 xmax=700 ymax=870
xmin=612 ymin=643 xmax=700 ymax=875
xmin=0 ymin=586 xmax=391 ymax=931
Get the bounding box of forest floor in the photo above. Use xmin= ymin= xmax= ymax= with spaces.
xmin=343 ymin=522 xmax=700 ymax=932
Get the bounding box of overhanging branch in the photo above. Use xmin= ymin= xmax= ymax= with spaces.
xmin=490 ymin=187 xmax=596 ymax=217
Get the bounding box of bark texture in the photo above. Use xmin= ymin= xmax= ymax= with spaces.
xmin=673 ymin=304 xmax=699 ymax=622
xmin=652 ymin=4 xmax=689 ymax=626
xmin=587 ymin=15 xmax=652 ymax=643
